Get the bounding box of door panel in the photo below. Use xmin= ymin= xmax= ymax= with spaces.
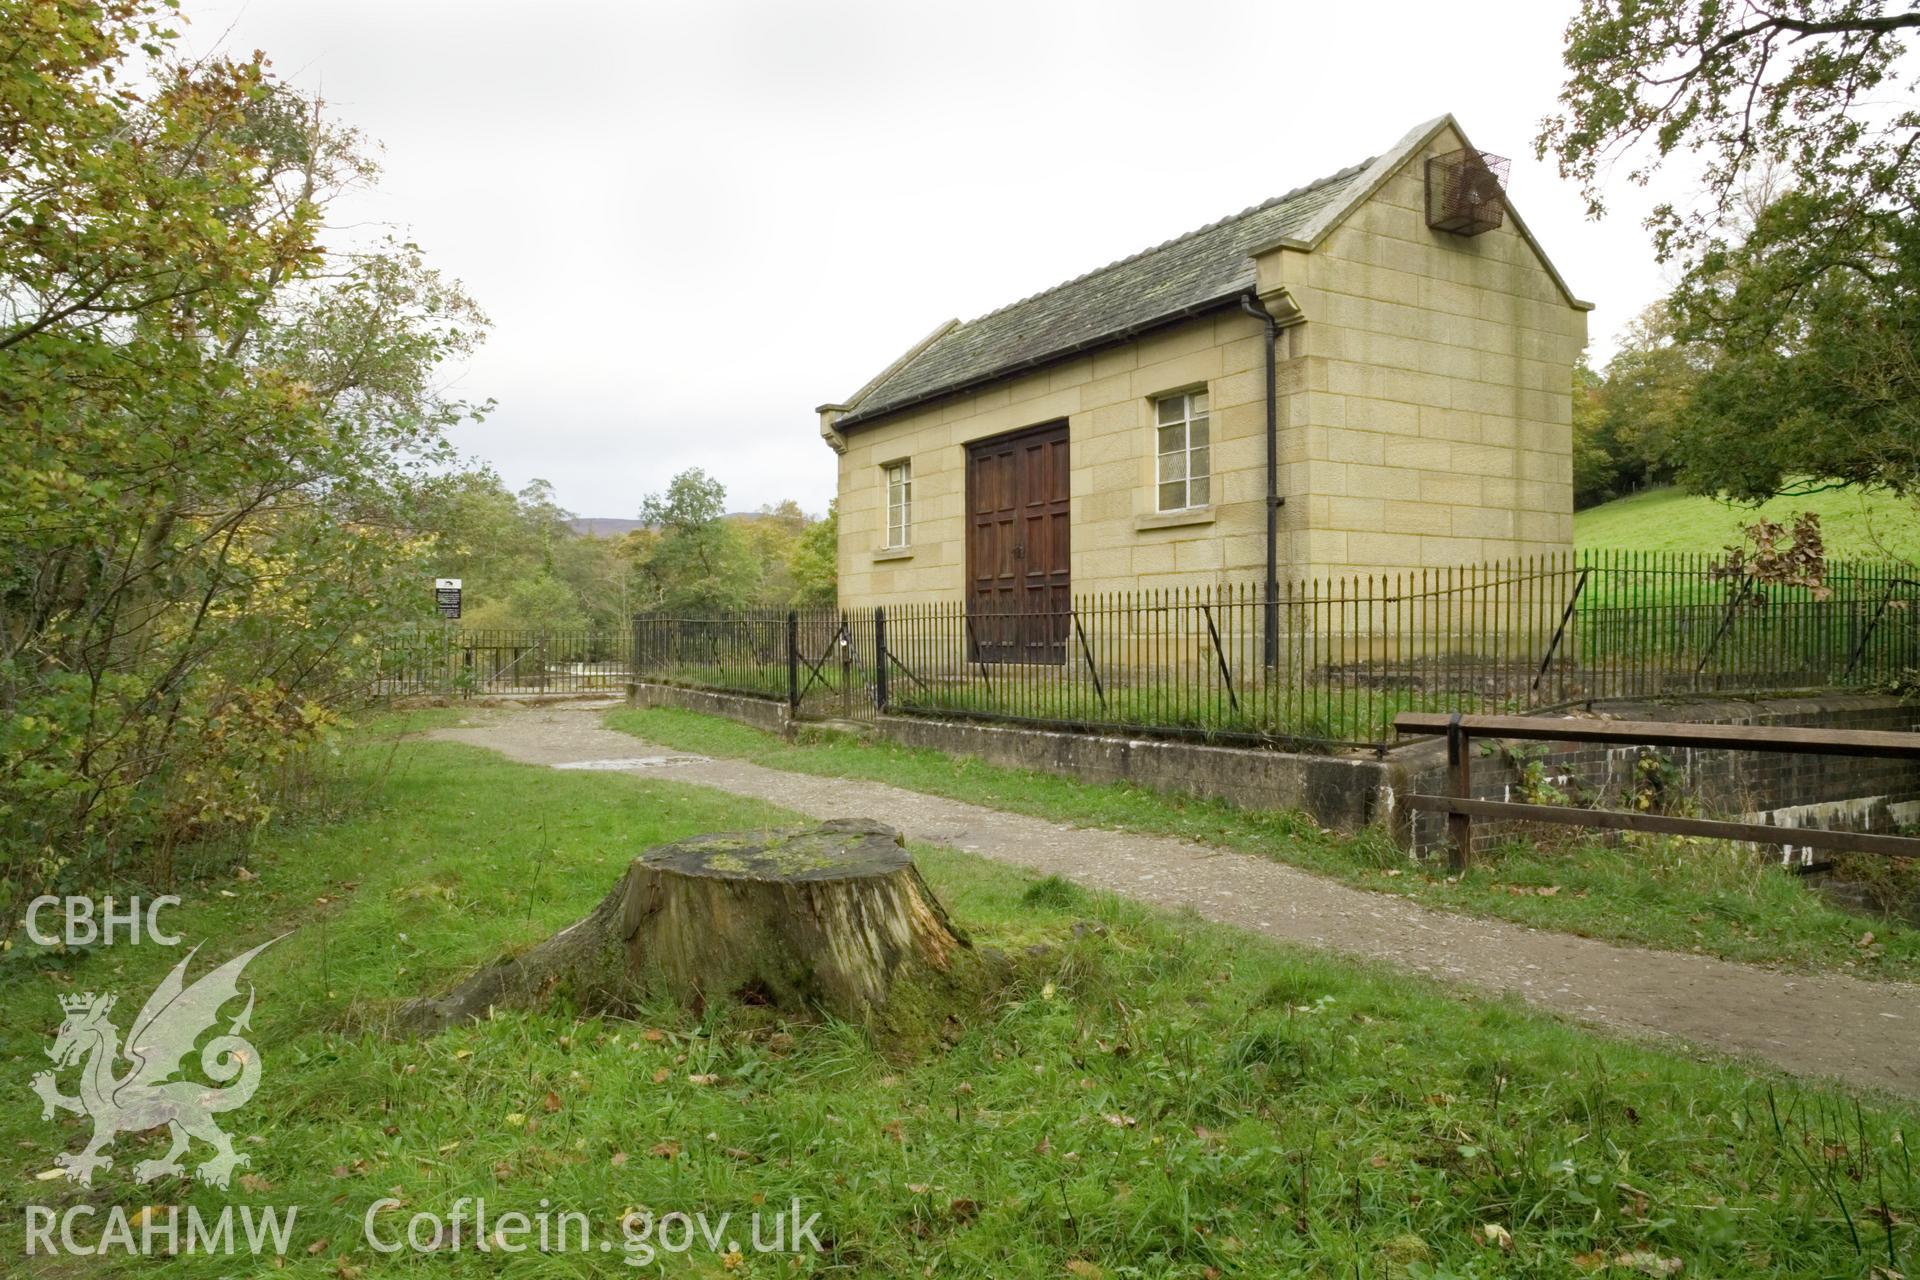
xmin=966 ymin=422 xmax=1069 ymax=664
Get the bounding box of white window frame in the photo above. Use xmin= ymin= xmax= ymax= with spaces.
xmin=883 ymin=460 xmax=912 ymax=549
xmin=1153 ymin=389 xmax=1210 ymax=512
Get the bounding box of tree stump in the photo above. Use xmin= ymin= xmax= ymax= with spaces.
xmin=397 ymin=819 xmax=973 ymax=1035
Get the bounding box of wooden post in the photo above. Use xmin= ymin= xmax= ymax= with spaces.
xmin=1446 ymin=712 xmax=1472 ymax=871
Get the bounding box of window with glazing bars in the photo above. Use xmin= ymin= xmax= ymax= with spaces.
xmin=1154 ymin=390 xmax=1209 ymax=511
xmin=884 ymin=460 xmax=912 ymax=548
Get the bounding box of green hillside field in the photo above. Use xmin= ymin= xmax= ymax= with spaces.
xmin=1575 ymin=485 xmax=1920 ymax=563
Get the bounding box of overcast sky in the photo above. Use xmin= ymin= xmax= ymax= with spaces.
xmin=196 ymin=0 xmax=1683 ymax=519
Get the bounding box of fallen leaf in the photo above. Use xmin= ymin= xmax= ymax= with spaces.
xmin=651 ymin=1068 xmax=671 ymax=1085
xmin=687 ymin=1073 xmax=719 ymax=1086
xmin=542 ymin=1092 xmax=561 ymax=1113
xmin=610 ymin=1151 xmax=628 ymax=1167
xmin=643 ymin=1028 xmax=664 ymax=1043
xmin=1617 ymin=1251 xmax=1683 ymax=1276
xmin=307 ymin=1239 xmax=329 ymax=1256
xmin=1480 ymin=1222 xmax=1513 ymax=1251
xmin=649 ymin=1142 xmax=680 ymax=1160
xmin=1065 ymin=1262 xmax=1103 ymax=1279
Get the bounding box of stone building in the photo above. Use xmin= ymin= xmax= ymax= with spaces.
xmin=817 ymin=115 xmax=1591 ymax=618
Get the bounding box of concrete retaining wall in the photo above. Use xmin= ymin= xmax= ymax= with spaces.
xmin=877 ymin=715 xmax=1392 ymax=830
xmin=626 ymin=681 xmax=1920 ymax=858
xmin=626 ymin=681 xmax=1393 ymax=828
xmin=625 ymin=682 xmax=793 ymax=735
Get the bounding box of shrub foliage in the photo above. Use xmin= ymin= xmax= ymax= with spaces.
xmin=0 ymin=0 xmax=486 ymax=918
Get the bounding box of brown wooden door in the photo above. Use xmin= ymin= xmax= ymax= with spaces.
xmin=967 ymin=422 xmax=1069 ymax=663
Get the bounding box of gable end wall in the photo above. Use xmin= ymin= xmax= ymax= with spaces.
xmin=1260 ymin=123 xmax=1587 ymax=579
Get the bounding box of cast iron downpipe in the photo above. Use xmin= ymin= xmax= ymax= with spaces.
xmin=1241 ymin=294 xmax=1285 ymax=668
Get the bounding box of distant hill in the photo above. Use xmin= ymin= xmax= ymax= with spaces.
xmin=567 ymin=511 xmax=802 ymax=539
xmin=567 ymin=517 xmax=647 ymax=538
xmin=1575 ymin=486 xmax=1918 ymax=563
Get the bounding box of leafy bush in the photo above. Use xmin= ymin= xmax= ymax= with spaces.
xmin=0 ymin=1 xmax=484 ymax=926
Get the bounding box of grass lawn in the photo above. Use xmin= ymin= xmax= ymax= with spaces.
xmin=2 ymin=714 xmax=1917 ymax=1276
xmin=607 ymin=706 xmax=1920 ymax=983
xmin=1576 ymin=485 xmax=1919 ymax=562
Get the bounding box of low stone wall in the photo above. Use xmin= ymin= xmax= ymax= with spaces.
xmin=625 ymin=681 xmax=1393 ymax=828
xmin=625 ymin=681 xmax=1920 ymax=859
xmin=625 ymin=682 xmax=793 ymax=735
xmin=876 ymin=714 xmax=1392 ymax=830
xmin=1392 ymin=694 xmax=1920 ymax=858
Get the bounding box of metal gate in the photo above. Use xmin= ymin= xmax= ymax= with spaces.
xmin=790 ymin=610 xmax=881 ymax=724
xmin=374 ymin=628 xmax=633 ymax=696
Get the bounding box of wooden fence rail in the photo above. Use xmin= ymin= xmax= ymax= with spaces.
xmin=1392 ymin=712 xmax=1920 ymax=870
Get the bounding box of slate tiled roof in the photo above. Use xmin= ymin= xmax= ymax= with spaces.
xmin=834 ymin=158 xmax=1378 ymax=429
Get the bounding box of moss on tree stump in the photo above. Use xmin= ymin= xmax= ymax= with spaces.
xmin=397 ymin=819 xmax=978 ymax=1035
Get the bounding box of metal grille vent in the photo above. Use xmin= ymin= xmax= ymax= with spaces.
xmin=1425 ymin=149 xmax=1509 ymax=237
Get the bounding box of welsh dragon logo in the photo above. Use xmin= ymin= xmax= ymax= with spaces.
xmin=31 ymin=939 xmax=278 ymax=1189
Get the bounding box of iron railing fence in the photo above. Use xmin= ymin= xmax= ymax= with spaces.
xmin=624 ymin=551 xmax=1919 ymax=750
xmin=371 ymin=627 xmax=634 ymax=696
xmin=632 ymin=609 xmax=886 ymax=722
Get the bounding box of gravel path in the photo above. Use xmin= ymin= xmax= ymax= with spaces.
xmin=428 ymin=702 xmax=1920 ymax=1096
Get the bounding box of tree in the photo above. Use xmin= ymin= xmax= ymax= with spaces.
xmin=632 ymin=469 xmax=761 ymax=612
xmin=0 ymin=1 xmax=485 ymax=920
xmin=1595 ymin=303 xmax=1705 ymax=485
xmin=734 ymin=502 xmax=806 ymax=606
xmin=1571 ymin=363 xmax=1620 ymax=509
xmin=463 ymin=574 xmax=590 ymax=633
xmin=1570 ymin=307 xmax=1708 ymax=509
xmin=1540 ymin=0 xmax=1920 ymax=500
xmin=788 ymin=502 xmax=839 ymax=607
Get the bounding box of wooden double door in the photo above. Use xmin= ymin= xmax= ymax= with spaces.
xmin=966 ymin=421 xmax=1070 ymax=664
